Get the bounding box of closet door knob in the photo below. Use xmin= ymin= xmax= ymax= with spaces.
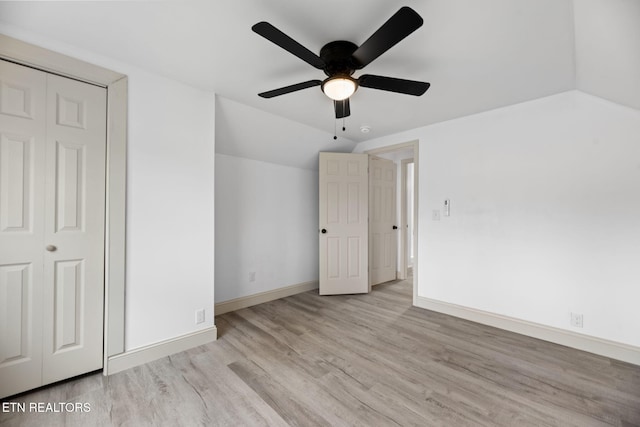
xmin=392 ymin=225 xmax=398 ymax=230
xmin=46 ymin=245 xmax=57 ymax=252
xmin=321 ymin=229 xmax=327 ymax=234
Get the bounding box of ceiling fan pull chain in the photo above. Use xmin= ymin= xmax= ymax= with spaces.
xmin=343 ymin=117 xmax=346 ymax=132
xmin=333 ymin=114 xmax=338 ymax=140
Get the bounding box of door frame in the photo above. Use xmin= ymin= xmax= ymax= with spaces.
xmin=365 ymin=140 xmax=419 ymax=305
xmin=0 ymin=34 xmax=128 ymax=374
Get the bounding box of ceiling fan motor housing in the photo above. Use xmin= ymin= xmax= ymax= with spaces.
xmin=319 ymin=41 xmax=359 ymax=77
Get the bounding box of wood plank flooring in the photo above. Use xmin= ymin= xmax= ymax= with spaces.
xmin=2 ymin=279 xmax=639 ymax=426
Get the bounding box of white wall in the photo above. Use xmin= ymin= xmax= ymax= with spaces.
xmin=0 ymin=26 xmax=217 ymax=351
xmin=125 ymin=70 xmax=215 ymax=349
xmin=215 ymin=154 xmax=318 ymax=302
xmin=355 ymin=91 xmax=640 ymax=348
xmin=214 ymin=94 xmax=346 ymax=304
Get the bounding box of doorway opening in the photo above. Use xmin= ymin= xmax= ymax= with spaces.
xmin=366 ymin=141 xmax=419 ymax=304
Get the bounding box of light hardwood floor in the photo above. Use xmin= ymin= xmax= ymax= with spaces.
xmin=2 ymin=279 xmax=639 ymax=426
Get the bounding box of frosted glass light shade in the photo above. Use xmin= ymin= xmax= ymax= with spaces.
xmin=322 ymin=77 xmax=357 ymax=101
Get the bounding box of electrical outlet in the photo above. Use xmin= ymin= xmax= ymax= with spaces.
xmin=570 ymin=312 xmax=583 ymax=328
xmin=196 ymin=309 xmax=205 ymax=325
xmin=249 ymin=272 xmax=256 ymax=282
xmin=432 ymin=210 xmax=441 ymax=221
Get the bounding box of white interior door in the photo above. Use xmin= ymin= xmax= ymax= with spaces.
xmin=0 ymin=60 xmax=106 ymax=398
xmin=369 ymin=156 xmax=397 ymax=285
xmin=319 ymin=152 xmax=368 ymax=295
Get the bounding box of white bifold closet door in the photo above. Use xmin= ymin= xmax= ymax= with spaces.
xmin=0 ymin=59 xmax=106 ymax=398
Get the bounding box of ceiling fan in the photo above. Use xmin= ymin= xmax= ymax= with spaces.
xmin=252 ymin=6 xmax=430 ymax=120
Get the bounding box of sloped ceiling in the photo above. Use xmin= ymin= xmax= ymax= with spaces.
xmin=215 ymin=96 xmax=356 ymax=170
xmin=0 ymin=0 xmax=637 ymax=168
xmin=573 ymin=0 xmax=640 ymax=110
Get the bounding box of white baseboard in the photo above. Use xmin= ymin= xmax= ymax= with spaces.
xmin=415 ymin=296 xmax=640 ymax=366
xmin=105 ymin=326 xmax=217 ymax=375
xmin=215 ymin=281 xmax=318 ymax=316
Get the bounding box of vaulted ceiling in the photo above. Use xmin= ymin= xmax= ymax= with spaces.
xmin=0 ymin=0 xmax=638 ymax=149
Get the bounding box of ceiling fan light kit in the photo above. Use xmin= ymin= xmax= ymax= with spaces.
xmin=252 ymin=6 xmax=430 ymax=122
xmin=322 ymin=76 xmax=358 ymax=101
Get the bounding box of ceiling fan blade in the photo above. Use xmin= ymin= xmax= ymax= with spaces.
xmin=334 ymin=98 xmax=351 ymax=118
xmin=359 ymin=74 xmax=430 ymax=96
xmin=258 ymin=80 xmax=322 ymax=98
xmin=252 ymin=22 xmax=325 ymax=69
xmin=352 ymin=7 xmax=423 ymax=69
